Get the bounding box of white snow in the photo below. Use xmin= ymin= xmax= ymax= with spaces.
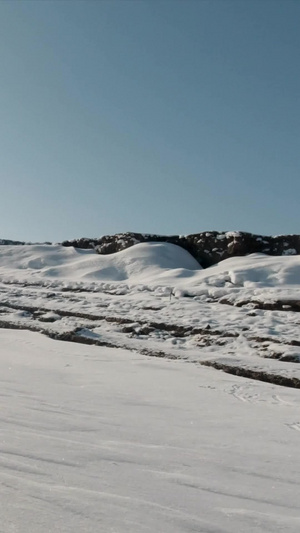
xmin=283 ymin=248 xmax=297 ymax=255
xmin=1 ymin=243 xmax=300 ymax=373
xmin=1 ymin=329 xmax=300 ymax=533
xmin=2 ymin=244 xmax=300 ymax=292
xmin=1 ymin=242 xmax=300 ymax=531
xmin=0 ymin=242 xmax=201 ymax=284
xmin=196 ymin=253 xmax=300 ymax=288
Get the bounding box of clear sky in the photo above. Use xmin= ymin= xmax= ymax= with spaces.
xmin=0 ymin=0 xmax=299 ymax=242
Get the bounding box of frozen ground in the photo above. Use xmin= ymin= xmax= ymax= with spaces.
xmin=1 ymin=243 xmax=300 ymax=530
xmin=1 ymin=329 xmax=300 ymax=533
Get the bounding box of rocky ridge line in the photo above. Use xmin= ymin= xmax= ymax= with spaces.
xmin=61 ymin=231 xmax=300 ymax=267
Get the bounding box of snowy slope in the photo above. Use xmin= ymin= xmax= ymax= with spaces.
xmin=1 ymin=329 xmax=300 ymax=533
xmin=1 ymin=243 xmax=300 ymax=379
xmin=1 ymin=243 xmax=300 ymax=291
xmin=185 ymin=253 xmax=300 ymax=288
xmin=0 ymin=242 xmax=201 ymax=283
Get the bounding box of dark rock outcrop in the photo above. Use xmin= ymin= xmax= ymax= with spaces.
xmin=0 ymin=239 xmax=53 ymax=246
xmin=0 ymin=239 xmax=25 ymax=246
xmin=62 ymin=231 xmax=300 ymax=268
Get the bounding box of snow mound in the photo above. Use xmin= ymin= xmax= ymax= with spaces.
xmin=0 ymin=242 xmax=201 ymax=284
xmin=1 ymin=245 xmax=300 ymax=291
xmin=188 ymin=253 xmax=300 ymax=289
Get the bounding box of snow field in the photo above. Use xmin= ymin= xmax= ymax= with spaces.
xmin=1 ymin=329 xmax=300 ymax=533
xmin=1 ymin=243 xmax=300 ymax=377
xmin=1 ymin=243 xmax=300 ymax=531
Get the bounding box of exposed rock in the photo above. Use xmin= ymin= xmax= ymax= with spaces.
xmin=61 ymin=231 xmax=300 ymax=268
xmin=0 ymin=239 xmax=52 ymax=246
xmin=0 ymin=239 xmax=25 ymax=245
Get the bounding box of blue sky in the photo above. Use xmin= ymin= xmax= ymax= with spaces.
xmin=0 ymin=0 xmax=299 ymax=241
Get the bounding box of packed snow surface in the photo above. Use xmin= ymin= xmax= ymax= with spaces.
xmin=1 ymin=329 xmax=300 ymax=533
xmin=1 ymin=243 xmax=300 ymax=530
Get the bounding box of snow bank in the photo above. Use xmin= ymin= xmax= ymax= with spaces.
xmin=2 ymin=244 xmax=300 ymax=291
xmin=0 ymin=242 xmax=201 ymax=284
xmin=209 ymin=253 xmax=300 ymax=288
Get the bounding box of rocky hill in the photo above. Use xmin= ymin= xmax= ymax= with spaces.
xmin=61 ymin=231 xmax=300 ymax=268
xmin=0 ymin=239 xmax=25 ymax=246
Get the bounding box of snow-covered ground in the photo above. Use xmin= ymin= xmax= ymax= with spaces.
xmin=1 ymin=329 xmax=300 ymax=533
xmin=1 ymin=242 xmax=300 ymax=531
xmin=1 ymin=243 xmax=300 ymax=380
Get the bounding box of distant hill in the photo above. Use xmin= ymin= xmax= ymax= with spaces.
xmin=0 ymin=239 xmax=25 ymax=246
xmin=61 ymin=231 xmax=300 ymax=268
xmin=2 ymin=232 xmax=300 ymax=268
xmin=0 ymin=239 xmax=52 ymax=246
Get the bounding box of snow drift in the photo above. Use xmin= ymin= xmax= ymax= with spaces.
xmin=0 ymin=242 xmax=201 ymax=284
xmin=1 ymin=244 xmax=300 ymax=290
